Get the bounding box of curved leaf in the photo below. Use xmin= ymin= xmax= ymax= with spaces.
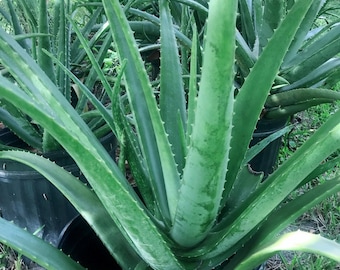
xmin=235 ymin=231 xmax=340 ymax=270
xmin=0 ymin=218 xmax=85 ymax=270
xmin=0 ymin=54 xmax=184 ymax=270
xmin=226 ymin=175 xmax=340 ymax=268
xmin=170 ymin=0 xmax=237 ymax=247
xmin=224 ymin=0 xmax=314 ymax=201
xmin=159 ymin=0 xmax=186 ymax=173
xmin=103 ymin=0 xmax=181 ymax=227
xmin=0 ymin=150 xmax=143 ymax=269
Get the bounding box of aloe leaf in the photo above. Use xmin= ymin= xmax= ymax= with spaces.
xmin=257 ymin=1 xmax=278 ymax=50
xmin=0 ymin=105 xmax=42 ymax=150
xmin=303 ymin=155 xmax=340 ymax=186
xmin=37 ymin=0 xmax=55 ymax=83
xmin=0 ymin=68 xmax=184 ymax=270
xmin=324 ymin=64 xmax=340 ymax=88
xmin=102 ymin=0 xmax=181 ymax=225
xmin=283 ymin=0 xmax=326 ymax=66
xmin=252 ymin=0 xmax=263 ymax=55
xmin=266 ymin=88 xmax=340 ymax=107
xmin=0 ymin=150 xmax=143 ymax=269
xmin=0 ymin=4 xmax=11 ymax=23
xmin=70 ymin=7 xmax=105 ymax=66
xmin=76 ymin=26 xmax=112 ymax=112
xmin=220 ymin=165 xmax=263 ymax=218
xmin=127 ymin=8 xmax=192 ymax=48
xmin=265 ymin=99 xmax=337 ymax=119
xmin=280 ymin=58 xmax=340 ymax=91
xmin=283 ymin=24 xmax=340 ymax=82
xmin=193 ymin=105 xmax=340 ymax=260
xmin=263 ymin=0 xmax=284 ymax=32
xmin=46 ymin=21 xmax=117 ymax=138
xmin=159 ymin=0 xmax=186 ymax=172
xmin=226 ymin=176 xmax=340 ymax=268
xmin=225 ymin=0 xmax=314 ymax=202
xmin=186 ymin=25 xmax=198 ymax=147
xmin=239 ymin=0 xmax=256 ymax=49
xmin=0 ymin=218 xmax=85 ymax=270
xmin=6 ymin=0 xmax=30 ymax=51
xmin=173 ymin=0 xmax=208 ymax=14
xmin=170 ymin=0 xmax=237 ymax=247
xmin=0 ymin=27 xmax=57 ymax=105
xmin=235 ymin=29 xmax=256 ymax=77
xmin=55 ymin=0 xmax=71 ymax=100
xmin=235 ymin=231 xmax=340 ymax=270
xmin=111 ymin=61 xmax=155 ymax=210
xmin=244 ymin=124 xmax=292 ymax=165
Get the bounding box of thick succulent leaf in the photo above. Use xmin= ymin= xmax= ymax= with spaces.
xmin=283 ymin=0 xmax=326 ymax=66
xmin=324 ymin=65 xmax=340 ymax=88
xmin=102 ymin=0 xmax=181 ymax=225
xmin=220 ymin=165 xmax=263 ymax=218
xmin=159 ymin=0 xmax=186 ymax=173
xmin=257 ymin=0 xmax=283 ymax=50
xmin=0 ymin=218 xmax=85 ymax=270
xmin=263 ymin=0 xmax=285 ymax=32
xmin=6 ymin=0 xmax=30 ymax=50
xmin=266 ymin=88 xmax=340 ymax=107
xmin=283 ymin=23 xmax=340 ymax=82
xmin=280 ymin=58 xmax=340 ymax=91
xmin=226 ymin=176 xmax=340 ymax=268
xmin=265 ymin=101 xmax=339 ymax=119
xmin=0 ymin=101 xmax=42 ymax=150
xmin=191 ymin=105 xmax=340 ymax=260
xmin=0 ymin=59 xmax=184 ymax=270
xmin=0 ymin=3 xmax=11 ymax=23
xmin=0 ymin=28 xmax=59 ymax=110
xmin=302 ymin=155 xmax=340 ymax=186
xmin=235 ymin=29 xmax=257 ymax=77
xmin=0 ymin=150 xmax=143 ymax=269
xmin=252 ymin=0 xmax=264 ymax=55
xmin=76 ymin=27 xmax=113 ymax=113
xmin=70 ymin=7 xmax=105 ymax=66
xmin=186 ymin=25 xmax=198 ymax=147
xmin=127 ymin=8 xmax=192 ymax=48
xmin=37 ymin=0 xmax=55 ymax=83
xmin=224 ymin=0 xmax=314 ymax=201
xmin=244 ymin=124 xmax=293 ymax=165
xmin=45 ymin=51 xmax=117 ymax=138
xmin=173 ymin=0 xmax=208 ymax=14
xmin=54 ymin=0 xmax=71 ymax=101
xmin=235 ymin=231 xmax=340 ymax=270
xmin=238 ymin=0 xmax=256 ymax=49
xmin=170 ymin=0 xmax=237 ymax=247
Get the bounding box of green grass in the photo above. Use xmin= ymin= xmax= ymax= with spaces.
xmin=0 ymin=243 xmax=25 ymax=270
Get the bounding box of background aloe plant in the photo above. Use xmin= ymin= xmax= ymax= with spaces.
xmin=0 ymin=0 xmax=112 ymax=152
xmin=0 ymin=0 xmax=340 ymax=269
xmin=236 ymin=0 xmax=340 ymax=119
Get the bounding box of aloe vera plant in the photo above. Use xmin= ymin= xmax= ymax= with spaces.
xmin=236 ymin=0 xmax=340 ymax=119
xmin=0 ymin=0 xmax=340 ymax=269
xmin=0 ymin=0 xmax=111 ymax=152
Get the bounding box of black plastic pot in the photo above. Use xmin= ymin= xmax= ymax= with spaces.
xmin=0 ymin=128 xmax=116 ymax=246
xmin=58 ymin=215 xmax=119 ymax=269
xmin=249 ymin=118 xmax=288 ymax=178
